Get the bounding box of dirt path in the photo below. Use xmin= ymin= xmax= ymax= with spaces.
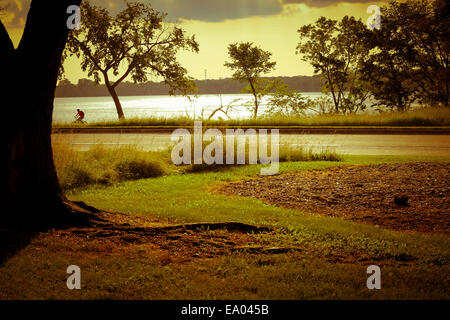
xmin=218 ymin=162 xmax=450 ymax=233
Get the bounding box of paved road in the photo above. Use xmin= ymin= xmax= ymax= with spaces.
xmin=52 ymin=133 xmax=450 ymax=156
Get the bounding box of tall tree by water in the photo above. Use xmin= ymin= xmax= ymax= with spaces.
xmin=0 ymin=0 xmax=98 ymax=227
xmin=65 ymin=1 xmax=199 ymax=120
xmin=224 ymin=42 xmax=276 ymax=118
xmin=296 ymin=16 xmax=370 ymax=114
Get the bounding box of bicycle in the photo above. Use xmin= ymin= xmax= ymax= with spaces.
xmin=72 ymin=116 xmax=87 ymax=124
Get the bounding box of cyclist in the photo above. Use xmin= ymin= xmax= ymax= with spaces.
xmin=74 ymin=109 xmax=85 ymax=123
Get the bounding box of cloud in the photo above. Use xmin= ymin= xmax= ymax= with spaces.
xmin=102 ymin=1 xmax=384 ymax=21
xmin=92 ymin=0 xmax=284 ymax=22
xmin=1 ymin=0 xmax=289 ymax=26
xmin=282 ymin=0 xmax=378 ymax=8
xmin=1 ymin=0 xmax=382 ymax=28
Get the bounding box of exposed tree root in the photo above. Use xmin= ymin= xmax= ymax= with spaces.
xmin=1 ymin=200 xmax=104 ymax=230
xmin=1 ymin=200 xmax=276 ymax=265
xmin=57 ymin=218 xmax=289 ymax=260
xmin=57 ymin=200 xmax=106 ymax=227
xmin=80 ymin=221 xmax=272 ymax=235
xmin=59 ymin=201 xmax=273 ymax=235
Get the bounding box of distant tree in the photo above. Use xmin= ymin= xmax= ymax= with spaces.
xmin=361 ymin=0 xmax=449 ymax=109
xmin=56 ymin=79 xmax=77 ymax=97
xmin=58 ymin=79 xmax=72 ymax=86
xmin=296 ymin=16 xmax=370 ymax=114
xmin=65 ymin=1 xmax=199 ymax=120
xmin=224 ymin=42 xmax=276 ymax=118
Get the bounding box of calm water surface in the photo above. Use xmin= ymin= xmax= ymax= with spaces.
xmin=53 ymin=93 xmax=325 ymax=123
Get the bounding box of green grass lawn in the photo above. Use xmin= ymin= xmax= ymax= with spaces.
xmin=1 ymin=155 xmax=449 ymax=299
xmin=67 ymin=156 xmax=450 ymax=264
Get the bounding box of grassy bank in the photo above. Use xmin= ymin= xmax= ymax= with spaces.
xmin=53 ymin=143 xmax=342 ymax=191
xmin=55 ymin=107 xmax=450 ymax=128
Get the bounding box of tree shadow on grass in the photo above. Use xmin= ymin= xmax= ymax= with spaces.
xmin=0 ymin=201 xmax=102 ymax=267
xmin=0 ymin=200 xmax=275 ymax=267
xmin=0 ymin=228 xmax=38 ymax=266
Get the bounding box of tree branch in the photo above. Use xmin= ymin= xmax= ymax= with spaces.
xmin=104 ymin=44 xmax=135 ymax=72
xmin=106 ymin=29 xmax=177 ymax=88
xmin=112 ymin=61 xmax=135 ymax=88
xmin=74 ymin=38 xmax=105 ymax=73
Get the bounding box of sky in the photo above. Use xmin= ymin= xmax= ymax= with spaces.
xmin=1 ymin=0 xmax=388 ymax=83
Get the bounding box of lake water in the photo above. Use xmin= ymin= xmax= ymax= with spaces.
xmin=53 ymin=93 xmax=325 ymax=123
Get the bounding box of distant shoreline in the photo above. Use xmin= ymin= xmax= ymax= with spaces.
xmin=55 ymin=75 xmax=324 ymax=97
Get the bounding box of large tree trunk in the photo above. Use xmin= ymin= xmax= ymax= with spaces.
xmin=0 ymin=0 xmax=87 ymax=227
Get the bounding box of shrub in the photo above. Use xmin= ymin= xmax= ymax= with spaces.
xmin=59 ymin=167 xmax=93 ymax=191
xmin=115 ymin=160 xmax=167 ymax=181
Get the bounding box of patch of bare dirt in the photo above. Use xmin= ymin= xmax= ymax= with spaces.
xmin=218 ymin=162 xmax=450 ymax=233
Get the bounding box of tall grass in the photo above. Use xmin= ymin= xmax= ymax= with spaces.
xmin=55 ymin=107 xmax=450 ymax=128
xmin=53 ymin=144 xmax=170 ymax=191
xmin=178 ymin=135 xmax=342 ymax=173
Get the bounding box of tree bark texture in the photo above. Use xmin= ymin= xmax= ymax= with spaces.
xmin=0 ymin=0 xmax=82 ymax=225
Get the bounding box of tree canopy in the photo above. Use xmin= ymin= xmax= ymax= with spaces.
xmin=361 ymin=0 xmax=449 ymax=109
xmin=296 ymin=0 xmax=449 ymax=112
